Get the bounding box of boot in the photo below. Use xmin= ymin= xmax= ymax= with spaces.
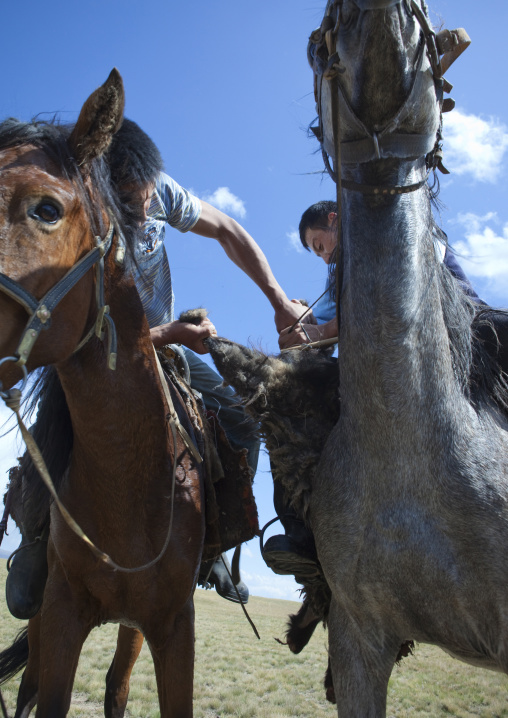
xmin=6 ymin=534 xmax=48 ymax=619
xmin=262 ymin=478 xmax=321 ymax=584
xmin=198 ymin=553 xmax=249 ymax=604
xmin=262 ymin=519 xmax=321 ymax=585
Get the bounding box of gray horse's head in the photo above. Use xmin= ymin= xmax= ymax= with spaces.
xmin=313 ymin=0 xmax=440 ymax=160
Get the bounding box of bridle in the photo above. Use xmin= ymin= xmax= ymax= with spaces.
xmin=308 ymin=0 xmax=470 ymax=194
xmin=0 ymin=220 xmax=118 ymax=394
xmin=305 ymin=0 xmax=470 ymax=339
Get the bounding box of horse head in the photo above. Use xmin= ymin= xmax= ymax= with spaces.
xmin=0 ymin=69 xmax=125 ymax=391
xmin=311 ymin=0 xmax=442 ymax=174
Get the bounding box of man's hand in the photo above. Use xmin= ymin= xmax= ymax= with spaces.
xmin=278 ymin=317 xmax=337 ymax=350
xmin=150 ymin=318 xmax=217 ymax=354
xmin=274 ymin=299 xmax=312 ymax=333
xmin=278 ymin=322 xmax=324 ymax=350
xmin=176 ymin=319 xmax=218 ymax=354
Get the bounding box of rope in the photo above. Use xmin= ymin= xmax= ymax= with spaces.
xmin=219 ymin=554 xmax=260 ymax=640
xmin=286 ymin=286 xmax=331 ymax=335
xmin=280 ymin=336 xmax=339 ymax=354
xmin=6 ymin=536 xmax=47 ymax=572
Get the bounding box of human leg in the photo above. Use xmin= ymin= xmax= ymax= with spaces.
xmin=184 ymin=349 xmax=256 ymax=602
xmin=183 ymin=348 xmax=259 ymax=475
xmin=262 ymin=472 xmax=321 ymax=585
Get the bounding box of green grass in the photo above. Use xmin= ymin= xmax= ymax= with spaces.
xmin=0 ymin=561 xmax=507 ymax=716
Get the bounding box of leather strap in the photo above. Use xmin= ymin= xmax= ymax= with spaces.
xmin=0 ymin=224 xmax=115 ymax=367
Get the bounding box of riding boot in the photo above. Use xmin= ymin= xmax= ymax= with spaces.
xmin=5 ymin=530 xmax=49 ymax=620
xmin=262 ymin=479 xmax=321 ymax=585
xmin=198 ymin=553 xmax=249 ymax=604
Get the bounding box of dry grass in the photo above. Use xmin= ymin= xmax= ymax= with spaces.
xmin=0 ymin=561 xmax=507 ymax=716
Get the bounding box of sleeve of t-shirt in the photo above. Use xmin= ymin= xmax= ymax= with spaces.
xmin=313 ymin=280 xmax=336 ymax=324
xmin=155 ymin=171 xmax=202 ymax=232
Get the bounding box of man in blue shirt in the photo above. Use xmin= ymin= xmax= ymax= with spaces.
xmin=279 ymin=200 xmax=505 ymax=351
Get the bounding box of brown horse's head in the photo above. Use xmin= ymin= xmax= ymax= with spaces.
xmin=0 ymin=70 xmax=125 ymax=390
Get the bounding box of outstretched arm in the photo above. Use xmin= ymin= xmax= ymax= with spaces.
xmin=150 ymin=317 xmax=217 ymax=354
xmin=192 ymin=200 xmax=305 ymax=332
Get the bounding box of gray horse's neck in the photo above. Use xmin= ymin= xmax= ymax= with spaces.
xmin=338 ymin=159 xmax=466 ymax=434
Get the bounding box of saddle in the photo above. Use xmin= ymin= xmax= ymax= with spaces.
xmin=159 ymin=348 xmax=259 ymax=562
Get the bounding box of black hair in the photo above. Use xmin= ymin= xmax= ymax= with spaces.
xmin=298 ymin=200 xmax=337 ymax=250
xmin=107 ymin=118 xmax=164 ymax=189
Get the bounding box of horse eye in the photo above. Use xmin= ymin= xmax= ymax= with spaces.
xmin=30 ymin=202 xmax=61 ymax=224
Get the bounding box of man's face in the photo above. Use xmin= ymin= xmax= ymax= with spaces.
xmin=122 ymin=181 xmax=156 ymax=224
xmin=304 ymin=212 xmax=337 ymax=264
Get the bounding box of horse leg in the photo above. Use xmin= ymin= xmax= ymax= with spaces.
xmin=146 ymin=599 xmax=195 ymax=718
xmin=104 ymin=626 xmax=144 ymax=718
xmin=15 ymin=614 xmax=41 ymax=718
xmin=34 ymin=575 xmax=92 ymax=717
xmin=327 ymin=599 xmax=396 ymax=718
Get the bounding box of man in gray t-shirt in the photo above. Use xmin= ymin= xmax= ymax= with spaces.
xmin=6 ymin=119 xmax=306 ymax=618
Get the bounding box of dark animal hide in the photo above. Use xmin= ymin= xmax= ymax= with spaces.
xmin=285 ymin=599 xmax=322 ymax=654
xmin=205 ymin=336 xmax=340 ymax=522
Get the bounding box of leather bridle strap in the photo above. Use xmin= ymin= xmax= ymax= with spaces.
xmin=321 ymin=147 xmax=432 ymax=194
xmin=0 ymin=223 xmax=115 ymax=369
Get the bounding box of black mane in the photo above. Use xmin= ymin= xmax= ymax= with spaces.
xmin=325 ymin=184 xmax=508 ymax=416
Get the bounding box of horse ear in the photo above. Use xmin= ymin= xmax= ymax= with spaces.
xmin=68 ymin=68 xmax=125 ymax=166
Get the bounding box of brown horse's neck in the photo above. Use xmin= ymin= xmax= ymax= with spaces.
xmin=56 ymin=253 xmax=171 ymax=496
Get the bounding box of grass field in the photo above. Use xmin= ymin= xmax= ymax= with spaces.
xmin=0 ymin=561 xmax=507 ymax=717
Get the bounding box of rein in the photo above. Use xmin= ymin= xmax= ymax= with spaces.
xmin=1 ymin=348 xmax=202 ymax=575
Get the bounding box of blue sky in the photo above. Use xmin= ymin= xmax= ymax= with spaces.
xmin=0 ymin=1 xmax=507 ymax=602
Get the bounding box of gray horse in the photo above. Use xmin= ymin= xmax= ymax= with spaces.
xmin=208 ymin=1 xmax=508 ymax=715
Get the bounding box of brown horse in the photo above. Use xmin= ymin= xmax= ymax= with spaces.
xmin=0 ymin=69 xmax=204 ymax=716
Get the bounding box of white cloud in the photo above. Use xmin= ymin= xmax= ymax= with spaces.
xmin=442 ymin=110 xmax=508 ymax=183
xmin=287 ymin=229 xmax=304 ymax=253
xmin=449 ymin=212 xmax=508 ymax=298
xmin=201 ymin=186 xmax=246 ymax=219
